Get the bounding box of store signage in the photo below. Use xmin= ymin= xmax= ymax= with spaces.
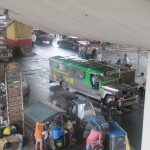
xmin=6 ymin=62 xmax=20 ymax=72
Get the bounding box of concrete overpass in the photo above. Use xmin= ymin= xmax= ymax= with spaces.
xmin=0 ymin=0 xmax=150 ymax=149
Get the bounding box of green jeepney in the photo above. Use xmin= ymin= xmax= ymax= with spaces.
xmin=49 ymin=56 xmax=139 ymax=107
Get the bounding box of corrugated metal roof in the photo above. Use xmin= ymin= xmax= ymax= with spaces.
xmin=23 ymin=101 xmax=66 ymax=123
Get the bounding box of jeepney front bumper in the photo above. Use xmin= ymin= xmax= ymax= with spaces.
xmin=118 ymin=95 xmax=139 ymax=107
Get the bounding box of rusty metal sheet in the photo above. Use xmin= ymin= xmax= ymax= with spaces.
xmin=0 ymin=63 xmax=4 ymax=78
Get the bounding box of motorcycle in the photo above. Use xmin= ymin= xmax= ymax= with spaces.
xmin=116 ymin=57 xmax=133 ymax=69
xmin=125 ymin=64 xmax=133 ymax=69
xmin=133 ymin=85 xmax=145 ymax=103
xmin=0 ymin=82 xmax=6 ymax=94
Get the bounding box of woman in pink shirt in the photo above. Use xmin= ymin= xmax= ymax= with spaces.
xmin=86 ymin=128 xmax=102 ymax=150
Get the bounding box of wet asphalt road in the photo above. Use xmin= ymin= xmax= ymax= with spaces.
xmin=12 ymin=40 xmax=147 ymax=150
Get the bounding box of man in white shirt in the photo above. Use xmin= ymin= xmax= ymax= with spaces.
xmin=32 ymin=32 xmax=37 ymax=47
xmin=92 ymin=75 xmax=99 ymax=89
xmin=139 ymin=72 xmax=146 ymax=99
xmin=122 ymin=53 xmax=129 ymax=66
xmin=97 ymin=51 xmax=102 ymax=61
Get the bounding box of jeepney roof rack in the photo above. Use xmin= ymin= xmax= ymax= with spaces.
xmin=49 ymin=56 xmax=118 ymax=74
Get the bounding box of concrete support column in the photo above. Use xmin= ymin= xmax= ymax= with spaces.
xmin=141 ymin=51 xmax=150 ymax=150
xmin=6 ymin=19 xmax=32 ymax=50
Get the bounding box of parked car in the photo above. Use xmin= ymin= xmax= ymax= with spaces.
xmin=33 ymin=29 xmax=54 ymax=45
xmin=57 ymin=36 xmax=89 ymax=51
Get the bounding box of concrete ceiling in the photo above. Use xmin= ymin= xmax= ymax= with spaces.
xmin=0 ymin=0 xmax=150 ymax=49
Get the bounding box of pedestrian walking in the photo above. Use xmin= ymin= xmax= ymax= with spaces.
xmin=54 ymin=34 xmax=57 ymax=41
xmin=86 ymin=128 xmax=102 ymax=150
xmin=0 ymin=81 xmax=6 ymax=94
xmin=122 ymin=53 xmax=130 ymax=66
xmin=96 ymin=51 xmax=102 ymax=61
xmin=92 ymin=75 xmax=99 ymax=89
xmin=138 ymin=73 xmax=146 ymax=101
xmin=101 ymin=42 xmax=105 ymax=50
xmin=32 ymin=32 xmax=36 ymax=47
xmin=86 ymin=46 xmax=93 ymax=59
xmin=82 ymin=46 xmax=87 ymax=59
xmin=91 ymin=48 xmax=97 ymax=59
xmin=107 ymin=96 xmax=121 ymax=121
xmin=34 ymin=122 xmax=46 ymax=150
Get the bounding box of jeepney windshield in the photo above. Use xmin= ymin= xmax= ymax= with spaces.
xmin=101 ymin=70 xmax=119 ymax=81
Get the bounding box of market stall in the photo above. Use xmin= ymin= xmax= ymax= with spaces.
xmin=23 ymin=101 xmax=67 ymax=149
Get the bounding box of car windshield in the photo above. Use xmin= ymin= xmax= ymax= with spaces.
xmin=76 ymin=38 xmax=85 ymax=41
xmin=38 ymin=30 xmax=48 ymax=35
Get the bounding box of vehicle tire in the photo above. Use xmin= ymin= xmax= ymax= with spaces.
xmin=61 ymin=81 xmax=69 ymax=90
xmin=25 ymin=87 xmax=31 ymax=97
xmin=126 ymin=105 xmax=134 ymax=110
xmin=37 ymin=39 xmax=42 ymax=45
xmin=49 ymin=41 xmax=52 ymax=45
xmin=72 ymin=45 xmax=76 ymax=51
xmin=58 ymin=42 xmax=62 ymax=48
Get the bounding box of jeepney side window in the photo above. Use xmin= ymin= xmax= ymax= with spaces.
xmin=70 ymin=68 xmax=84 ymax=78
xmin=56 ymin=64 xmax=70 ymax=72
xmin=54 ymin=62 xmax=59 ymax=69
xmin=58 ymin=64 xmax=66 ymax=71
xmin=70 ymin=68 xmax=77 ymax=74
xmin=78 ymin=71 xmax=84 ymax=78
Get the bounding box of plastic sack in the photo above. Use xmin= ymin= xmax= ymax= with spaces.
xmin=10 ymin=126 xmax=17 ymax=135
xmin=3 ymin=126 xmax=11 ymax=135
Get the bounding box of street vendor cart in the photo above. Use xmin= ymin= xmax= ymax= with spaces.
xmin=23 ymin=101 xmax=66 ymax=150
xmin=84 ymin=116 xmax=135 ymax=150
